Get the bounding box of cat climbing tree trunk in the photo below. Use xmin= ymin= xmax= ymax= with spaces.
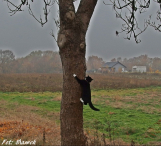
xmin=58 ymin=19 xmax=87 ymax=145
xmin=58 ymin=0 xmax=98 ymax=145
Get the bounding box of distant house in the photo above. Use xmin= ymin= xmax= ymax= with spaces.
xmin=100 ymin=61 xmax=127 ymax=73
xmin=132 ymin=66 xmax=146 ymax=73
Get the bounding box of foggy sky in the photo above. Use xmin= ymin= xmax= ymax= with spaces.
xmin=1 ymin=0 xmax=161 ymax=61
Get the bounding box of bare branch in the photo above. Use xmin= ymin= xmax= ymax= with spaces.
xmin=50 ymin=29 xmax=57 ymax=42
xmin=3 ymin=0 xmax=56 ymax=27
xmin=4 ymin=0 xmax=28 ymax=15
xmin=104 ymin=0 xmax=150 ymax=43
xmin=147 ymin=0 xmax=161 ymax=32
xmin=28 ymin=0 xmax=56 ymax=27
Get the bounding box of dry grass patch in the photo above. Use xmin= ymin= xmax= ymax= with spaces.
xmin=1 ymin=73 xmax=161 ymax=92
xmin=112 ymin=95 xmax=122 ymax=101
xmin=0 ymin=100 xmax=61 ymax=145
xmin=136 ymin=106 xmax=159 ymax=114
xmin=92 ymin=97 xmax=100 ymax=104
xmin=105 ymin=99 xmax=110 ymax=105
xmin=25 ymin=97 xmax=35 ymax=101
xmin=110 ymin=101 xmax=125 ymax=109
xmin=52 ymin=96 xmax=61 ymax=101
xmin=0 ymin=120 xmax=60 ymax=146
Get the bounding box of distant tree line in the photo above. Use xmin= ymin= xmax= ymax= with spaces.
xmin=0 ymin=50 xmax=62 ymax=73
xmin=86 ymin=56 xmax=105 ymax=71
xmin=0 ymin=50 xmax=106 ymax=73
xmin=1 ymin=50 xmax=161 ymax=73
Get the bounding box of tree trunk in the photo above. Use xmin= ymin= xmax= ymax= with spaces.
xmin=59 ymin=42 xmax=86 ymax=145
xmin=58 ymin=0 xmax=98 ymax=145
xmin=58 ymin=24 xmax=87 ymax=145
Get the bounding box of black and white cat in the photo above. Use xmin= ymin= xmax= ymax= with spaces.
xmin=73 ymin=74 xmax=100 ymax=111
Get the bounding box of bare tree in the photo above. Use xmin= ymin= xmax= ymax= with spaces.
xmin=3 ymin=0 xmax=161 ymax=145
xmin=3 ymin=0 xmax=97 ymax=145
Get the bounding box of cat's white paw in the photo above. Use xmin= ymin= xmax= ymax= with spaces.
xmin=73 ymin=74 xmax=76 ymax=77
xmin=80 ymin=98 xmax=84 ymax=103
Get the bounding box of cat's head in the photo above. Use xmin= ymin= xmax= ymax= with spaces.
xmin=85 ymin=75 xmax=93 ymax=83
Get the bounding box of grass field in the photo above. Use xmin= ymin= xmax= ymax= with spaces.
xmin=0 ymin=73 xmax=161 ymax=145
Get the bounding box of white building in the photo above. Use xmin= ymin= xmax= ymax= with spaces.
xmin=132 ymin=66 xmax=146 ymax=73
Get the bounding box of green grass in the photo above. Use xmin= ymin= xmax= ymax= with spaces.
xmin=0 ymin=92 xmax=61 ymax=112
xmin=1 ymin=86 xmax=161 ymax=144
xmin=83 ymin=105 xmax=161 ymax=144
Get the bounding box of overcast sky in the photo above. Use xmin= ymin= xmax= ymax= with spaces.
xmin=1 ymin=0 xmax=161 ymax=61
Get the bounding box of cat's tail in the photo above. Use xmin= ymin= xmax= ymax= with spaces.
xmin=89 ymin=102 xmax=100 ymax=111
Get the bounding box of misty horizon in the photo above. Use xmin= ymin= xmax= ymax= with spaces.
xmin=1 ymin=0 xmax=161 ymax=62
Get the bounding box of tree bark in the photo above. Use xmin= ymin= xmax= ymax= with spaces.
xmin=59 ymin=44 xmax=86 ymax=145
xmin=58 ymin=0 xmax=98 ymax=145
